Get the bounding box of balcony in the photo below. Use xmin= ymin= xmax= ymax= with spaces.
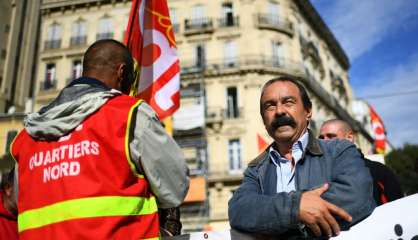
xmin=255 ymin=14 xmax=294 ymax=36
xmin=70 ymin=36 xmax=87 ymax=47
xmin=44 ymin=40 xmax=61 ymax=50
xmin=205 ymin=106 xmax=244 ymax=123
xmin=218 ymin=16 xmax=240 ymax=28
xmin=96 ymin=32 xmax=114 ymax=40
xmin=180 ymin=55 xmax=305 ymax=77
xmin=184 ymin=18 xmax=214 ymax=35
xmin=39 ymin=80 xmax=57 ymax=91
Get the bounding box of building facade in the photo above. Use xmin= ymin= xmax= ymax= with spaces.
xmin=16 ymin=0 xmax=374 ymax=232
xmin=0 ymin=0 xmax=41 ymax=114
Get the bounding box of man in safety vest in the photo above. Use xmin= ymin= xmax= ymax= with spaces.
xmin=10 ymin=39 xmax=189 ymax=240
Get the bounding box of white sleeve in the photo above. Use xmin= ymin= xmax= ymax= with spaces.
xmin=128 ymin=102 xmax=189 ymax=208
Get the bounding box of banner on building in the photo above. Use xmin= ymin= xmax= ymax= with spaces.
xmin=369 ymin=105 xmax=386 ymax=154
xmin=125 ymin=0 xmax=180 ymax=120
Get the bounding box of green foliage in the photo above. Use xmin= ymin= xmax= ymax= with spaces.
xmin=386 ymin=144 xmax=418 ymax=195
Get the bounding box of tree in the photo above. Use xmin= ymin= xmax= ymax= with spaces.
xmin=385 ymin=144 xmax=418 ymax=195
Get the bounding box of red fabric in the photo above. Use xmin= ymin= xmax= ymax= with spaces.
xmin=125 ymin=0 xmax=180 ymax=120
xmin=377 ymin=181 xmax=389 ymax=204
xmin=257 ymin=134 xmax=269 ymax=153
xmin=369 ymin=105 xmax=386 ymax=154
xmin=11 ymin=95 xmax=159 ymax=239
xmin=0 ymin=191 xmax=18 ymax=240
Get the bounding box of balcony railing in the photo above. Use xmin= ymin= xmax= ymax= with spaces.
xmin=39 ymin=80 xmax=57 ymax=91
xmin=44 ymin=40 xmax=61 ymax=50
xmin=205 ymin=106 xmax=244 ymax=123
xmin=184 ymin=18 xmax=214 ymax=35
xmin=224 ymin=107 xmax=244 ymax=119
xmin=180 ymin=55 xmax=305 ymax=76
xmin=96 ymin=32 xmax=114 ymax=40
xmin=218 ymin=16 xmax=239 ymax=28
xmin=255 ymin=14 xmax=293 ymax=36
xmin=70 ymin=36 xmax=87 ymax=47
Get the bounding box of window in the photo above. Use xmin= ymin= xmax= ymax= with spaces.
xmin=267 ymin=1 xmax=280 ymax=24
xmin=224 ymin=41 xmax=237 ymax=67
xmin=71 ymin=20 xmax=87 ymax=46
xmin=228 ymin=139 xmax=242 ymax=172
xmin=192 ymin=5 xmax=206 ymax=21
xmin=226 ymin=87 xmax=239 ymax=118
xmin=4 ymin=24 xmax=10 ymax=33
xmin=221 ymin=3 xmax=234 ymax=26
xmin=186 ymin=4 xmax=211 ymax=30
xmin=170 ymin=8 xmax=179 ymax=32
xmin=272 ymin=41 xmax=283 ymax=66
xmin=195 ymin=44 xmax=206 ymax=69
xmin=42 ymin=63 xmax=56 ymax=90
xmin=5 ymin=130 xmax=18 ymax=153
xmin=72 ymin=60 xmax=83 ymax=79
xmin=45 ymin=23 xmax=61 ymax=49
xmin=97 ymin=17 xmax=114 ymax=40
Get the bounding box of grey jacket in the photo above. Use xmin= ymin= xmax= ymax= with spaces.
xmin=228 ymin=130 xmax=375 ymax=238
xmin=20 ymin=77 xmax=189 ymax=208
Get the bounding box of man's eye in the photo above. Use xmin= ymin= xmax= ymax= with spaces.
xmin=264 ymin=104 xmax=275 ymax=110
xmin=284 ymin=101 xmax=294 ymax=106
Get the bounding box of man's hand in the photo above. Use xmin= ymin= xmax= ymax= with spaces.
xmin=299 ymin=183 xmax=352 ymax=237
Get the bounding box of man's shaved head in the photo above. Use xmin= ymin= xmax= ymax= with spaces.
xmin=319 ymin=119 xmax=355 ymax=142
xmin=82 ymin=39 xmax=134 ymax=93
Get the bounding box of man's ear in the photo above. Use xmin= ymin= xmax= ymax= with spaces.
xmin=347 ymin=131 xmax=355 ymax=143
xmin=116 ymin=64 xmax=125 ymax=83
xmin=306 ymin=107 xmax=312 ymax=121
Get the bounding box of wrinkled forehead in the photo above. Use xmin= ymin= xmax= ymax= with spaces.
xmin=261 ymin=81 xmax=301 ymax=103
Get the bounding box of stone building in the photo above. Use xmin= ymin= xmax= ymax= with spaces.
xmin=2 ymin=0 xmax=375 ymax=232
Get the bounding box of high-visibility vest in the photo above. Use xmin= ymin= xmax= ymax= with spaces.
xmin=11 ymin=95 xmax=160 ymax=240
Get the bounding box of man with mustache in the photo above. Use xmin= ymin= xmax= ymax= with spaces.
xmin=229 ymin=76 xmax=375 ymax=239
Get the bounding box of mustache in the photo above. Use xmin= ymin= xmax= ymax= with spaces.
xmin=271 ymin=115 xmax=296 ymax=130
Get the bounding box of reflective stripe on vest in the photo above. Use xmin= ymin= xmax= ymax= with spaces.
xmin=125 ymin=99 xmax=145 ymax=178
xmin=18 ymin=195 xmax=157 ymax=232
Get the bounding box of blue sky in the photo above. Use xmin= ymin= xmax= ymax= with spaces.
xmin=311 ymin=0 xmax=418 ymax=148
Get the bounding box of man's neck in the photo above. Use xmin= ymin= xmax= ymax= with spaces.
xmin=274 ymin=129 xmax=308 ymax=160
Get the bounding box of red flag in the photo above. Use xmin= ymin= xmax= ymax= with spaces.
xmin=369 ymin=105 xmax=386 ymax=154
xmin=125 ymin=0 xmax=180 ymax=120
xmin=257 ymin=134 xmax=269 ymax=153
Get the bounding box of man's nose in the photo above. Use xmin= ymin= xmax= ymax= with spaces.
xmin=274 ymin=104 xmax=286 ymax=116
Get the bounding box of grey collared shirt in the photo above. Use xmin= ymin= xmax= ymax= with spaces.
xmin=269 ymin=131 xmax=309 ymax=193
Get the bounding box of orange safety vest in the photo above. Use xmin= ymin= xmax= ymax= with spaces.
xmin=11 ymin=95 xmax=160 ymax=240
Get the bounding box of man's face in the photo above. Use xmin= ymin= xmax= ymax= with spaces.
xmin=260 ymin=81 xmax=312 ymax=144
xmin=319 ymin=123 xmax=352 ymax=142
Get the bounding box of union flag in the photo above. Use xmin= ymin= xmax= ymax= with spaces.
xmin=369 ymin=105 xmax=386 ymax=154
xmin=257 ymin=134 xmax=269 ymax=153
xmin=124 ymin=0 xmax=180 ymax=120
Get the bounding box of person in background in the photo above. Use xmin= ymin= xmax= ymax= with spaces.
xmin=10 ymin=39 xmax=189 ymax=239
xmin=228 ymin=76 xmax=375 ymax=239
xmin=319 ymin=119 xmax=403 ymax=205
xmin=0 ymin=168 xmax=18 ymax=240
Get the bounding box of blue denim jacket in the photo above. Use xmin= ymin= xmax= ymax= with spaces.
xmin=228 ymin=130 xmax=376 ymax=238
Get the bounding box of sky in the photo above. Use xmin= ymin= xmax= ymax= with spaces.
xmin=311 ymin=0 xmax=418 ymax=148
